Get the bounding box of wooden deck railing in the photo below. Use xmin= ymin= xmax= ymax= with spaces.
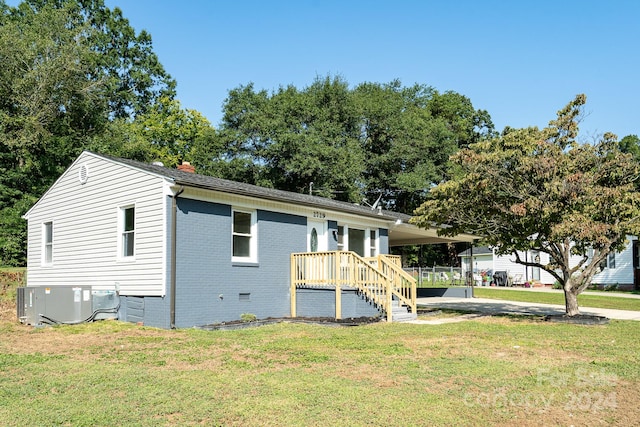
xmin=290 ymin=251 xmax=416 ymax=322
xmin=366 ymin=255 xmax=417 ymax=315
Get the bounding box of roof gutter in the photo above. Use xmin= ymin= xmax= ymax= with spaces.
xmin=170 ymin=185 xmax=185 ymax=329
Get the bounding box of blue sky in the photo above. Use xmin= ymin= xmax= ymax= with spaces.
xmin=95 ymin=1 xmax=638 ymax=138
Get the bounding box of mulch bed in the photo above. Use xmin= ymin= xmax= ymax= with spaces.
xmin=544 ymin=314 xmax=609 ymax=325
xmin=197 ymin=316 xmax=382 ymax=331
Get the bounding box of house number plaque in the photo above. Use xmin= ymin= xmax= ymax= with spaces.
xmin=313 ymin=211 xmax=326 ymax=219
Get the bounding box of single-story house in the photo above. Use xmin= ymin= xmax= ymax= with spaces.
xmin=20 ymin=151 xmax=476 ymax=328
xmin=459 ymin=243 xmax=638 ymax=289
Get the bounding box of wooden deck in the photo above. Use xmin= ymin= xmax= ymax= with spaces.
xmin=290 ymin=251 xmax=416 ymax=322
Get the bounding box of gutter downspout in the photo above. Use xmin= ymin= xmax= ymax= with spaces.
xmin=170 ymin=186 xmax=185 ymax=329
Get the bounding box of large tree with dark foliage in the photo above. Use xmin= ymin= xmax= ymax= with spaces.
xmin=212 ymin=76 xmax=494 ymax=210
xmin=0 ymin=0 xmax=176 ymax=265
xmin=412 ymin=95 xmax=640 ymax=315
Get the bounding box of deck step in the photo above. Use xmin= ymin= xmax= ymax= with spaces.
xmin=391 ymin=304 xmax=417 ymax=322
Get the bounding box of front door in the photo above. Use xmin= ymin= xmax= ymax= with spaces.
xmin=307 ymin=220 xmax=327 ymax=252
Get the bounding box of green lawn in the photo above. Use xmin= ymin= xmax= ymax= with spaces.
xmin=473 ymin=288 xmax=640 ymax=311
xmin=0 ymin=317 xmax=638 ymax=426
xmin=1 ymin=273 xmax=639 ymax=425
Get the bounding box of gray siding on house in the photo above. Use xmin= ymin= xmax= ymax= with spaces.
xmin=295 ymin=288 xmax=381 ymax=318
xmin=169 ymin=197 xmax=307 ymax=327
xmin=119 ymin=295 xmax=171 ymax=328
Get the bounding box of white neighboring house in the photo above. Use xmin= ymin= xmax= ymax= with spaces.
xmin=459 ymin=246 xmax=557 ymax=285
xmin=590 ymin=237 xmax=638 ymax=290
xmin=459 ymin=242 xmax=639 ymax=289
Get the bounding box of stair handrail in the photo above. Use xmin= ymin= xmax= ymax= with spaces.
xmin=291 ymin=251 xmax=394 ymax=321
xmin=370 ymin=255 xmax=417 ymax=314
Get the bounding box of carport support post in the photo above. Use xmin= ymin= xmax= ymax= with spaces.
xmin=290 ymin=254 xmax=296 ymax=318
xmin=470 ymin=243 xmax=474 ymax=287
xmin=335 ymin=283 xmax=342 ymax=320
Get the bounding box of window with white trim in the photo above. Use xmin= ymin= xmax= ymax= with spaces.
xmin=120 ymin=205 xmax=135 ymax=258
xmin=369 ymin=229 xmax=378 ymax=256
xmin=42 ymin=221 xmax=53 ymax=265
xmin=599 ymin=251 xmax=616 ymax=270
xmin=232 ymin=209 xmax=257 ymax=262
xmin=337 ymin=226 xmax=345 ymax=251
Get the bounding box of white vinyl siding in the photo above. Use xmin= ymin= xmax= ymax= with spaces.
xmin=491 ymin=250 xmax=557 ymax=285
xmin=24 ymin=153 xmax=167 ymax=296
xmin=592 ymin=240 xmax=634 ymax=286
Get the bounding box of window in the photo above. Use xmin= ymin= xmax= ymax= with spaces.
xmin=369 ymin=229 xmax=377 ymax=256
xmin=232 ymin=210 xmax=256 ymax=262
xmin=337 ymin=226 xmax=345 ymax=251
xmin=120 ymin=206 xmax=135 ymax=258
xmin=608 ymin=252 xmax=616 ymax=269
xmin=42 ymin=222 xmax=53 ymax=265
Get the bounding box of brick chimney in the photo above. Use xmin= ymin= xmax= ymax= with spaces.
xmin=177 ymin=161 xmax=195 ymax=173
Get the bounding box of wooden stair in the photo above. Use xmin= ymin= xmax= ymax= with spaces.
xmin=291 ymin=251 xmax=417 ymax=322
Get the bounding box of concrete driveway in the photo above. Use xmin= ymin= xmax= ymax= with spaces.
xmin=416 ymin=297 xmax=640 ymax=321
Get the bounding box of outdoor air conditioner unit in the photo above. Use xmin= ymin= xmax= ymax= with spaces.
xmin=16 ymin=285 xmax=119 ymax=325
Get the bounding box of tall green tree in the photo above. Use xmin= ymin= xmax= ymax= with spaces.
xmin=0 ymin=0 xmax=176 ymax=265
xmin=216 ymin=76 xmax=365 ymax=201
xmin=355 ymin=81 xmax=494 ymax=212
xmin=412 ymin=95 xmax=640 ymax=315
xmin=215 ymin=76 xmax=494 ymax=211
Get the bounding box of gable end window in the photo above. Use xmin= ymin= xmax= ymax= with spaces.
xmin=42 ymin=222 xmax=53 ymax=265
xmin=120 ymin=205 xmax=135 ymax=258
xmin=232 ymin=209 xmax=257 ymax=262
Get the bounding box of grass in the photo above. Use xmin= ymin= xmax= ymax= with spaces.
xmin=2 ymin=272 xmax=639 ymax=425
xmin=473 ymin=288 xmax=640 ymax=311
xmin=1 ymin=319 xmax=638 ymax=426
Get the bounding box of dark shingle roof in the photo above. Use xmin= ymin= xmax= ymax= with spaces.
xmin=92 ymin=151 xmax=403 ymax=222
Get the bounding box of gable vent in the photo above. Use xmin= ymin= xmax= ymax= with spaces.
xmin=78 ymin=164 xmax=89 ymax=184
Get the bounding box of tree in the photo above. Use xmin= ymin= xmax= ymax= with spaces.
xmin=215 ymin=77 xmax=365 ymax=201
xmin=619 ymin=134 xmax=640 ymax=161
xmin=411 ymin=95 xmax=640 ymax=316
xmin=355 ymin=81 xmax=494 ymax=213
xmin=215 ymin=76 xmax=494 ymax=211
xmin=0 ymin=0 xmax=176 ymax=265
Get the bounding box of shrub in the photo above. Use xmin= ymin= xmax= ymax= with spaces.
xmin=240 ymin=313 xmax=257 ymax=322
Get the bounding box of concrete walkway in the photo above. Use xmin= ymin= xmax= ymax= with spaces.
xmin=415 ymin=297 xmax=640 ymax=321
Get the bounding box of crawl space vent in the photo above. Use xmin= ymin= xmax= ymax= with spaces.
xmin=78 ymin=164 xmax=89 ymax=184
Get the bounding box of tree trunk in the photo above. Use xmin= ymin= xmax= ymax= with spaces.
xmin=564 ymin=288 xmax=580 ymax=316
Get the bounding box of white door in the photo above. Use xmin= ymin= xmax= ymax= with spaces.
xmin=307 ymin=220 xmax=327 ymax=252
